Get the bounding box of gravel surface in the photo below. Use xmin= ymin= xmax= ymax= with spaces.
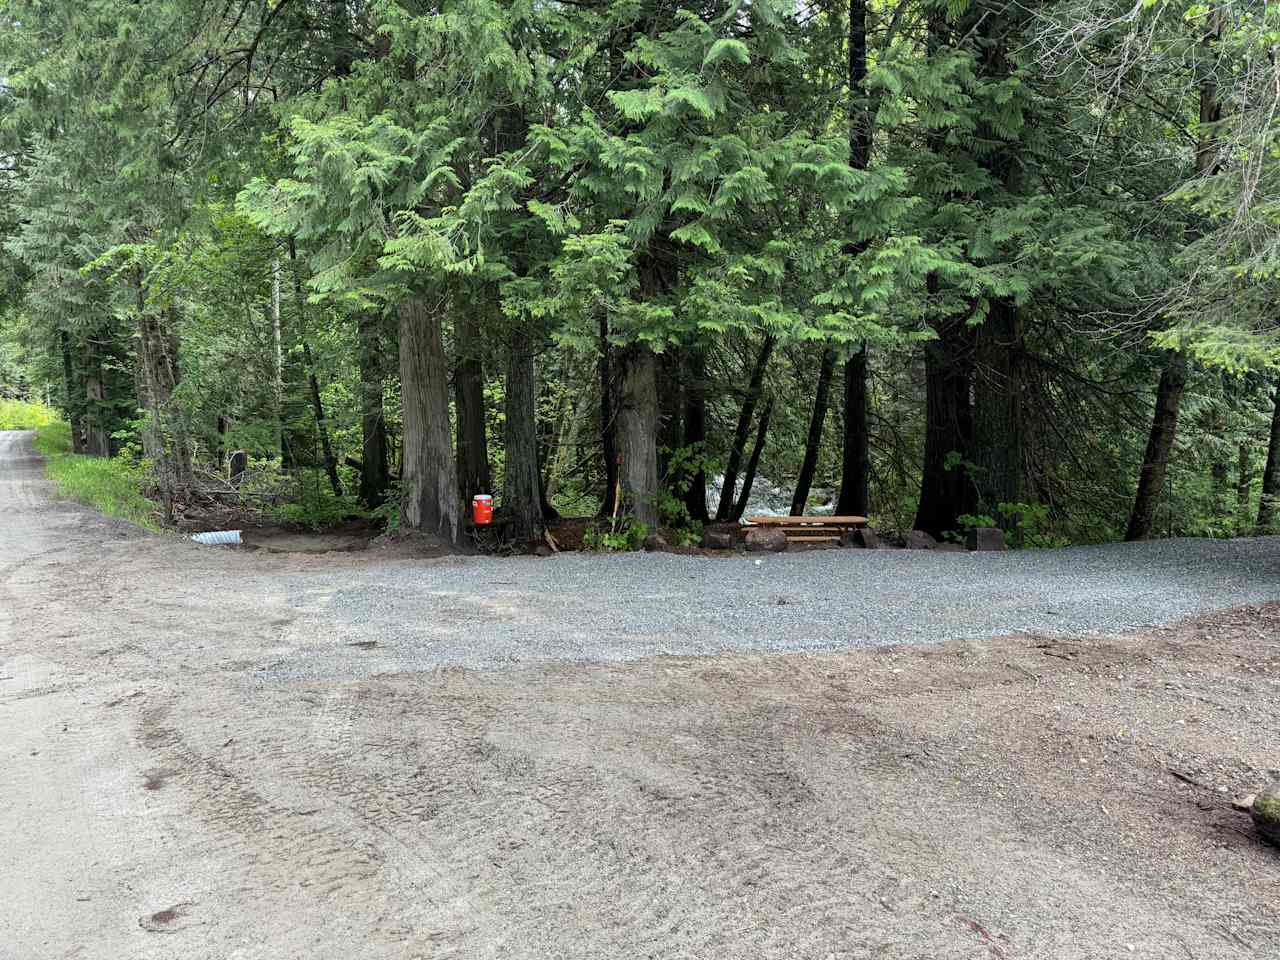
xmin=6 ymin=429 xmax=1280 ymax=960
xmin=256 ymin=536 xmax=1280 ymax=679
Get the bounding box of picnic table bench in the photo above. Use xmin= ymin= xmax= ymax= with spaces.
xmin=745 ymin=514 xmax=868 ymax=544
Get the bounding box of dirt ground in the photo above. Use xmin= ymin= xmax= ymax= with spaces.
xmin=2 ymin=430 xmax=1279 ymax=959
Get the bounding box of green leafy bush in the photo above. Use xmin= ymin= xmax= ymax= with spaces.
xmin=951 ymin=502 xmax=1069 ymax=550
xmin=0 ymin=399 xmax=58 ymax=430
xmin=583 ymin=518 xmax=649 ymax=551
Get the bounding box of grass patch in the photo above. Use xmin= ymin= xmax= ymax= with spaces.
xmin=33 ymin=421 xmax=162 ymax=531
xmin=0 ymin=398 xmax=58 ymax=430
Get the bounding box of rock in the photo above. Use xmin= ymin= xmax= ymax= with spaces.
xmin=933 ymin=542 xmax=966 ymax=553
xmin=1251 ymin=782 xmax=1280 ymax=845
xmin=745 ymin=527 xmax=788 ymax=553
xmin=701 ymin=523 xmax=739 ymax=550
xmin=1231 ymin=793 xmax=1256 ymax=813
xmin=642 ymin=533 xmax=668 ymax=552
xmin=532 ymin=543 xmax=554 ymax=558
xmin=903 ymin=530 xmax=936 ymax=550
xmin=842 ymin=527 xmax=883 ymax=549
xmin=967 ymin=526 xmax=1007 ymax=551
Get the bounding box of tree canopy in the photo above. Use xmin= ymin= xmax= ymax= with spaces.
xmin=3 ymin=0 xmax=1279 ymax=546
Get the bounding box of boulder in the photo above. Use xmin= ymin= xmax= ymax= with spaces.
xmin=642 ymin=533 xmax=668 ymax=552
xmin=745 ymin=527 xmax=788 ymax=553
xmin=903 ymin=530 xmax=936 ymax=550
xmin=843 ymin=527 xmax=884 ymax=549
xmin=702 ymin=529 xmax=735 ymax=550
xmin=933 ymin=542 xmax=966 ymax=553
xmin=701 ymin=522 xmax=740 ymax=550
xmin=1252 ymin=782 xmax=1280 ymax=845
xmin=967 ymin=526 xmax=1007 ymax=552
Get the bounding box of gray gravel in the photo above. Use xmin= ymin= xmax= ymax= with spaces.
xmin=259 ymin=536 xmax=1280 ymax=680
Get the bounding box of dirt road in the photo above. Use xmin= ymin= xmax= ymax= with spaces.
xmin=2 ymin=429 xmax=1278 ymax=959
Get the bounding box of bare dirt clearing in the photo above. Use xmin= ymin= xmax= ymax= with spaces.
xmin=2 ymin=430 xmax=1278 ymax=959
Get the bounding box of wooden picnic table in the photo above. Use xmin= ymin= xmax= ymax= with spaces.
xmin=745 ymin=514 xmax=868 ymax=543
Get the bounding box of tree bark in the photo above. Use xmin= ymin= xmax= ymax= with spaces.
xmin=1125 ymin=351 xmax=1188 ymax=541
xmin=454 ymin=308 xmax=491 ymax=504
xmin=683 ymin=346 xmax=710 ymax=522
xmin=616 ymin=342 xmax=660 ymax=528
xmin=791 ymin=347 xmax=836 ymax=515
xmin=302 ymin=341 xmax=342 ymax=496
xmin=82 ymin=359 xmax=110 ymax=457
xmin=835 ymin=0 xmax=877 ymax=518
xmin=716 ymin=335 xmax=775 ymax=520
xmin=837 ymin=345 xmax=870 ymax=516
xmin=356 ymin=312 xmax=389 ymax=508
xmin=913 ymin=318 xmax=976 ymax=539
xmin=397 ymin=295 xmax=460 ymax=543
xmin=272 ymin=257 xmax=288 ymax=468
xmin=1237 ymin=443 xmax=1252 ymax=522
xmin=1257 ymin=384 xmax=1280 ymax=532
xmin=1124 ymin=10 xmax=1221 ymax=538
xmin=133 ymin=270 xmax=192 ymax=510
xmin=287 ymin=238 xmax=340 ymax=496
xmin=59 ymin=329 xmax=86 ymax=454
xmin=972 ymin=298 xmax=1024 ymax=517
xmin=733 ymin=396 xmax=773 ymax=521
xmin=656 ymin=348 xmax=683 ymax=483
xmin=502 ymin=328 xmax=544 ymax=543
xmin=598 ymin=313 xmax=620 ymax=518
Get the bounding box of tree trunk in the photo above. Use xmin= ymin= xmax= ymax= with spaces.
xmin=356 ymin=312 xmax=389 ymax=508
xmin=503 ymin=328 xmax=544 ymax=544
xmin=683 ymin=346 xmax=710 ymax=523
xmin=302 ymin=341 xmax=342 ymax=496
xmin=791 ymin=347 xmax=836 ymax=515
xmin=272 ymin=257 xmax=288 ymax=468
xmin=616 ymin=342 xmax=660 ymax=528
xmin=82 ymin=361 xmax=110 ymax=457
xmin=972 ymin=299 xmax=1024 ymax=517
xmin=733 ymin=396 xmax=773 ymax=521
xmin=1125 ymin=351 xmax=1188 ymax=541
xmin=1237 ymin=443 xmax=1252 ymax=523
xmin=535 ymin=366 xmax=561 ymax=523
xmin=656 ymin=348 xmax=683 ymax=483
xmin=598 ymin=313 xmax=620 ymax=518
xmin=454 ymin=308 xmax=491 ymax=504
xmin=285 ymin=239 xmax=340 ymax=495
xmin=835 ymin=0 xmax=876 ymax=518
xmin=836 ymin=345 xmax=870 ymax=517
xmin=1257 ymin=384 xmax=1280 ymax=532
xmin=133 ymin=271 xmax=192 ymax=511
xmin=397 ymin=295 xmax=460 ymax=543
xmin=913 ymin=318 xmax=976 ymax=539
xmin=59 ymin=329 xmax=86 ymax=454
xmin=716 ymin=335 xmax=775 ymax=520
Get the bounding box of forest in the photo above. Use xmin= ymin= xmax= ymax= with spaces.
xmin=2 ymin=0 xmax=1279 ymax=550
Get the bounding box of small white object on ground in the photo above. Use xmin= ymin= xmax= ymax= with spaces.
xmin=191 ymin=530 xmax=242 ymax=546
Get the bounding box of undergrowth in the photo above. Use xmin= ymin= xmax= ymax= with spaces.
xmin=32 ymin=421 xmax=161 ymax=531
xmin=0 ymin=398 xmax=58 ymax=430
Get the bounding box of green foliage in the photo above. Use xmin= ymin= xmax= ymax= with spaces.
xmin=951 ymin=503 xmax=1070 ymax=550
xmin=1 ymin=0 xmax=1279 ymax=553
xmin=0 ymin=398 xmax=56 ymax=430
xmin=583 ymin=518 xmax=649 ymax=552
xmin=33 ymin=421 xmax=160 ymax=530
xmin=271 ymin=486 xmax=366 ymax=531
